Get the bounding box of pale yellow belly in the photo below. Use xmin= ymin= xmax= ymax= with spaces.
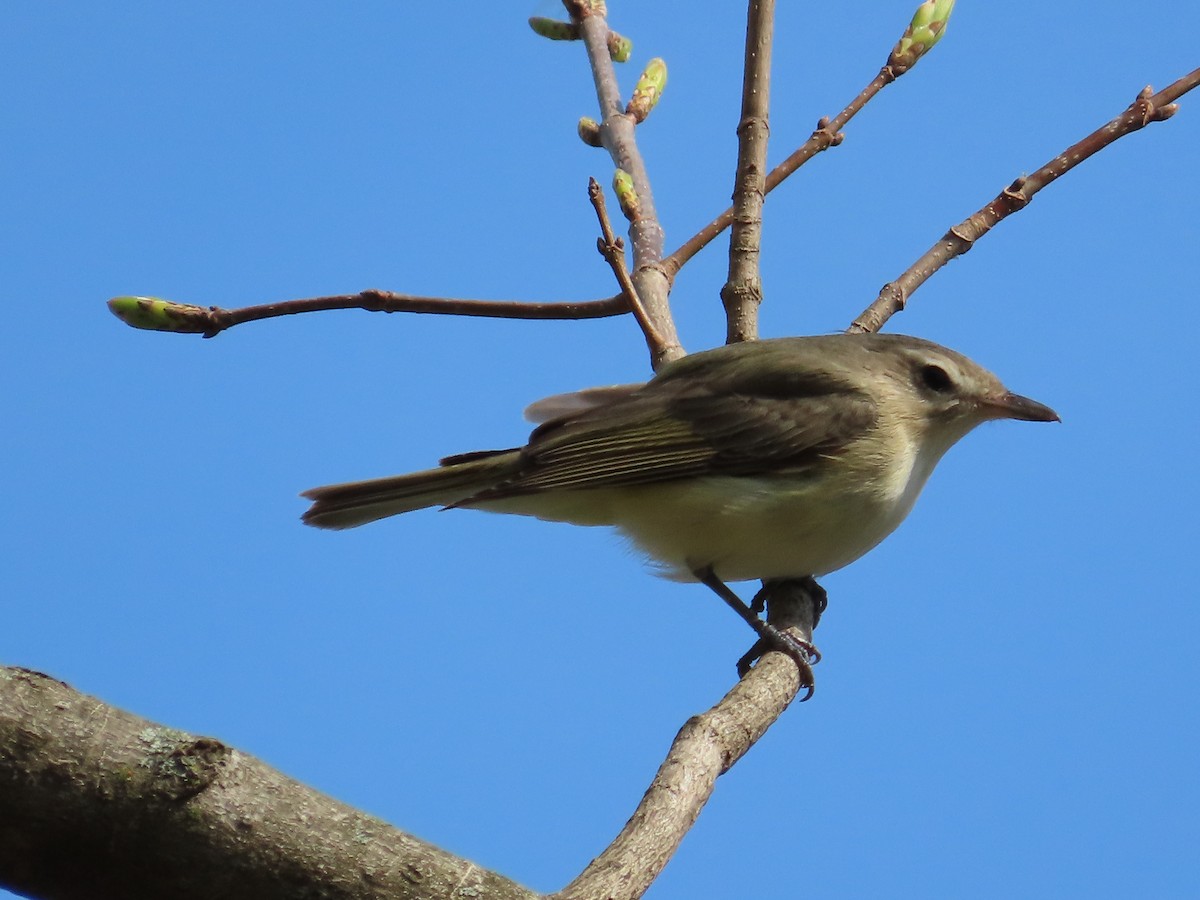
xmin=479 ymin=469 xmax=924 ymax=583
xmin=606 ymin=476 xmax=912 ymax=581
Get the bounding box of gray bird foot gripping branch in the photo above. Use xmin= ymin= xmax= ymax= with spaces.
xmin=693 ymin=568 xmax=824 ymax=700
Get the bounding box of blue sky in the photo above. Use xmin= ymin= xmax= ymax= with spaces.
xmin=3 ymin=3 xmax=1197 ymax=897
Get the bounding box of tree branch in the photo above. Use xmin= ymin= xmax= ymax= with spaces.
xmin=720 ymin=0 xmax=775 ymax=344
xmin=3 ymin=585 xmax=821 ymax=900
xmin=588 ymin=178 xmax=670 ymax=358
xmin=848 ymin=67 xmax=1200 ymax=334
xmin=564 ymin=0 xmax=683 ymax=367
xmin=0 ymin=667 xmax=537 ymax=900
xmin=553 ymin=581 xmax=820 ymax=900
xmin=106 ymin=290 xmax=630 ymax=338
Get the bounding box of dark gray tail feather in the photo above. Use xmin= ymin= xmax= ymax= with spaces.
xmin=301 ymin=449 xmax=521 ymax=530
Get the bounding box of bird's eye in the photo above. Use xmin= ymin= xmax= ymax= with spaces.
xmin=919 ymin=364 xmax=954 ymax=393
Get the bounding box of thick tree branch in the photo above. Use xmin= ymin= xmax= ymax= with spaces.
xmin=0 ymin=667 xmax=537 ymax=900
xmin=2 ymin=581 xmax=820 ymax=900
xmin=848 ymin=67 xmax=1200 ymax=333
xmin=720 ymin=0 xmax=775 ymax=344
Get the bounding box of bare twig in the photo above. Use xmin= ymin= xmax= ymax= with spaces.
xmin=107 ymin=290 xmax=629 ymax=338
xmin=720 ymin=0 xmax=775 ymax=344
xmin=588 ymin=179 xmax=670 ymax=357
xmin=564 ymin=0 xmax=683 ymax=367
xmin=552 ymin=582 xmax=820 ymax=900
xmin=848 ymin=68 xmax=1200 ymax=334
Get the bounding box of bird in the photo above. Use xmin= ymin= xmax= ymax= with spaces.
xmin=301 ymin=333 xmax=1057 ymax=679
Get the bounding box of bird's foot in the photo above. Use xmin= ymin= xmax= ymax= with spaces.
xmin=693 ymin=566 xmax=822 ymax=700
xmin=736 ymin=629 xmax=820 ymax=701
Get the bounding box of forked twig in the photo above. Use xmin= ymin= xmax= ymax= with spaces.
xmin=588 ymin=179 xmax=669 ymax=358
xmin=564 ymin=0 xmax=683 ymax=367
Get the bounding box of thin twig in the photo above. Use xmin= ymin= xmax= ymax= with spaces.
xmin=665 ymin=66 xmax=895 ymax=279
xmin=564 ymin=0 xmax=683 ymax=367
xmin=107 ymin=290 xmax=629 ymax=338
xmin=588 ymin=179 xmax=670 ymax=357
xmin=848 ymin=68 xmax=1200 ymax=334
xmin=720 ymin=0 xmax=775 ymax=345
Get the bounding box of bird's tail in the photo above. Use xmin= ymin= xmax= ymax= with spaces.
xmin=301 ymin=449 xmax=521 ymax=530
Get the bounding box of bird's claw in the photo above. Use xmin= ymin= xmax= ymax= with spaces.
xmin=736 ymin=626 xmax=821 ymax=700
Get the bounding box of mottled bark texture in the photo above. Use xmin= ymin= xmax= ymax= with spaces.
xmin=0 ymin=667 xmax=536 ymax=900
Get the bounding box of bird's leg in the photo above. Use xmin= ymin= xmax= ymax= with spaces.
xmin=693 ymin=567 xmax=821 ymax=699
xmin=738 ymin=578 xmax=827 ymax=682
xmin=739 ymin=577 xmax=826 ymax=700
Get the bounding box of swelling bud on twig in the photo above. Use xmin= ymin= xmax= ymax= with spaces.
xmin=578 ymin=117 xmax=602 ymax=147
xmin=528 ymin=17 xmax=579 ymax=41
xmin=889 ymin=0 xmax=955 ymax=75
xmin=529 ymin=15 xmax=628 ymax=60
xmin=107 ymin=296 xmax=211 ymax=334
xmin=627 ymin=57 xmax=667 ymax=123
xmin=612 ymin=169 xmax=640 ymax=220
xmin=607 ymin=31 xmax=633 ymax=63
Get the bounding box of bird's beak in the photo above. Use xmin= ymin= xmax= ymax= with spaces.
xmin=984 ymin=391 xmax=1060 ymax=423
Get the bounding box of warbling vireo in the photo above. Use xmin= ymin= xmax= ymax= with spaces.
xmin=302 ymin=333 xmax=1056 ymax=666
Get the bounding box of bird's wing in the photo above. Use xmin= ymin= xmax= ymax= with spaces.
xmin=464 ymin=371 xmax=877 ymax=500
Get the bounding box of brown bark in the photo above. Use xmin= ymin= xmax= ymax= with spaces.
xmin=0 ymin=667 xmax=536 ymax=900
